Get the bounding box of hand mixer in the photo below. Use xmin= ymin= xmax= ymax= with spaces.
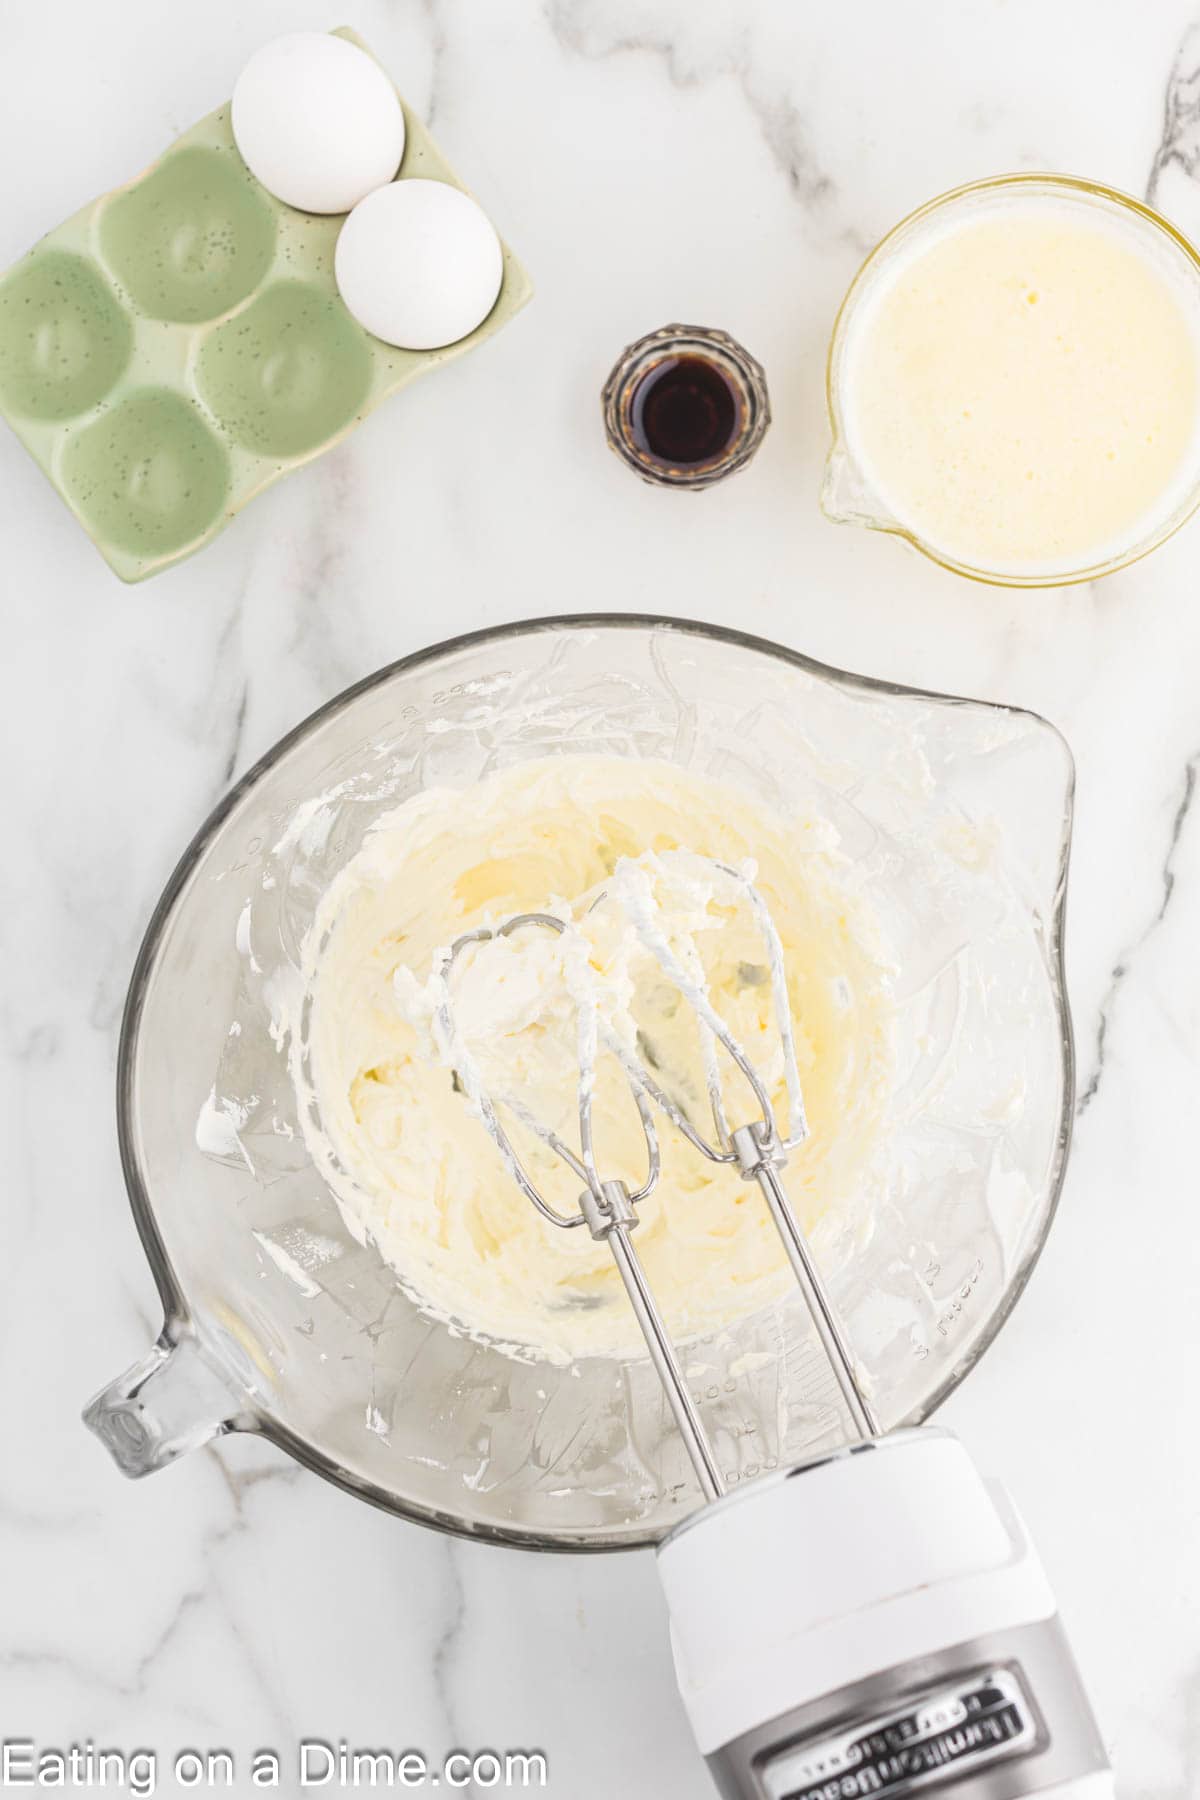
xmin=436 ymin=854 xmax=1114 ymax=1800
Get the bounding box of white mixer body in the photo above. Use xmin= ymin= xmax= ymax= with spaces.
xmin=657 ymin=1429 xmax=1114 ymax=1800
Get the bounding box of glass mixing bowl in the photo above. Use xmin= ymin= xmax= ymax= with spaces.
xmin=85 ymin=616 xmax=1074 ymax=1548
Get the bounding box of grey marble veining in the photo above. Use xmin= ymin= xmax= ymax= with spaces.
xmin=2 ymin=2 xmax=1199 ymax=1796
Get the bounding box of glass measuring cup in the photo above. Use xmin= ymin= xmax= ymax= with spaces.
xmin=823 ymin=173 xmax=1200 ymax=586
xmin=85 ymin=616 xmax=1074 ymax=1548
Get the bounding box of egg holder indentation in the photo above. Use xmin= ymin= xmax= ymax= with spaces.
xmin=0 ymin=28 xmax=532 ymax=583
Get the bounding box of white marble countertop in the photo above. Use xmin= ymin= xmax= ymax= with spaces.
xmin=2 ymin=2 xmax=1198 ymax=1795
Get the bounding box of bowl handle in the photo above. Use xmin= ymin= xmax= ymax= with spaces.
xmin=83 ymin=1327 xmax=246 ymax=1477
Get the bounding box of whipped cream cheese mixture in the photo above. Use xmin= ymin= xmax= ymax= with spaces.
xmin=296 ymin=757 xmax=895 ymax=1360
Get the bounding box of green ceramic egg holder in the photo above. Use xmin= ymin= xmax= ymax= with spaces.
xmin=0 ymin=29 xmax=532 ymax=583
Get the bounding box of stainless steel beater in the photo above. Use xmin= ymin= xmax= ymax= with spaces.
xmin=435 ymin=856 xmax=880 ymax=1502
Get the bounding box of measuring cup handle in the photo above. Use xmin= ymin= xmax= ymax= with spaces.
xmin=83 ymin=1328 xmax=246 ymax=1478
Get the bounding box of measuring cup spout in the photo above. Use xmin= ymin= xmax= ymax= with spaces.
xmin=819 ymin=444 xmax=892 ymax=531
xmin=83 ymin=1326 xmax=247 ymax=1478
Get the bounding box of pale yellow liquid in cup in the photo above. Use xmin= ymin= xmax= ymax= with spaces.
xmin=843 ymin=206 xmax=1200 ymax=575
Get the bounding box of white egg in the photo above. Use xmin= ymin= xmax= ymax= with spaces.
xmin=335 ymin=180 xmax=504 ymax=350
xmin=232 ymin=33 xmax=406 ymax=215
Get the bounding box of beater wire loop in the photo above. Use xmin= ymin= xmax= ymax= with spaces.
xmin=598 ymin=855 xmax=809 ymax=1161
xmin=435 ymin=911 xmax=659 ymax=1225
